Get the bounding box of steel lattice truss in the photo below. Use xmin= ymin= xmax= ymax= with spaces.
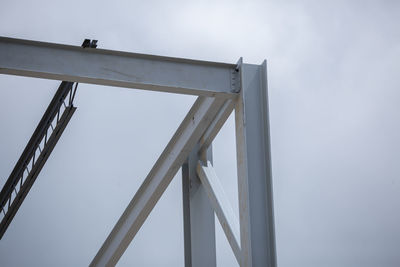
xmin=0 ymin=37 xmax=276 ymax=267
xmin=0 ymin=81 xmax=77 ymax=237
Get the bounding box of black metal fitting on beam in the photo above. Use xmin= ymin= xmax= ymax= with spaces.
xmin=82 ymin=39 xmax=98 ymax=48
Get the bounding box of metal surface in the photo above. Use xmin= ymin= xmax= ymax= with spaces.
xmin=197 ymin=161 xmax=241 ymax=264
xmin=235 ymin=61 xmax=276 ymax=267
xmin=182 ymin=145 xmax=216 ymax=267
xmin=0 ymin=37 xmax=238 ymax=98
xmin=0 ymin=82 xmax=77 ymax=238
xmin=0 ymin=36 xmax=276 ymax=267
xmin=199 ymin=99 xmax=235 ymax=154
xmin=90 ymin=96 xmax=225 ymax=267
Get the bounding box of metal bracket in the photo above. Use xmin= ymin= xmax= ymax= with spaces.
xmin=230 ymin=57 xmax=242 ymax=93
xmin=82 ymin=39 xmax=98 ymax=48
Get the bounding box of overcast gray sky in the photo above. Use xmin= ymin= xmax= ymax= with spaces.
xmin=0 ymin=0 xmax=399 ymax=266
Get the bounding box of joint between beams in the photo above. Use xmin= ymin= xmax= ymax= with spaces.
xmin=230 ymin=69 xmax=241 ymax=93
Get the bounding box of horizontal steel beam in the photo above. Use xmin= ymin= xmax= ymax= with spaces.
xmin=0 ymin=37 xmax=239 ymax=97
xmin=90 ymin=96 xmax=225 ymax=267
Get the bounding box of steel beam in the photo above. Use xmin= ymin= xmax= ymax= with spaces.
xmin=181 ymin=97 xmax=234 ymax=267
xmin=0 ymin=37 xmax=238 ymax=98
xmin=182 ymin=145 xmax=216 ymax=267
xmin=0 ymin=106 xmax=76 ymax=238
xmin=235 ymin=61 xmax=276 ymax=267
xmin=0 ymin=35 xmax=278 ymax=267
xmin=0 ymin=81 xmax=76 ymax=239
xmin=90 ymin=96 xmax=225 ymax=267
xmin=197 ymin=161 xmax=241 ymax=264
xmin=199 ymin=99 xmax=235 ymax=154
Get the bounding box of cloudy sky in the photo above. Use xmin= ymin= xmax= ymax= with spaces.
xmin=0 ymin=0 xmax=399 ymax=266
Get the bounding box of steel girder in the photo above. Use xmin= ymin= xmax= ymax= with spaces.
xmin=0 ymin=81 xmax=77 ymax=239
xmin=0 ymin=37 xmax=239 ymax=98
xmin=90 ymin=97 xmax=226 ymax=266
xmin=235 ymin=61 xmax=276 ymax=267
xmin=0 ymin=36 xmax=276 ymax=267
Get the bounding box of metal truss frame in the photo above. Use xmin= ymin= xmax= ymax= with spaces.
xmin=0 ymin=81 xmax=77 ymax=238
xmin=0 ymin=37 xmax=276 ymax=267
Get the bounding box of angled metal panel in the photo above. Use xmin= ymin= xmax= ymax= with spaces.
xmin=0 ymin=37 xmax=238 ymax=98
xmin=182 ymin=145 xmax=216 ymax=267
xmin=235 ymin=61 xmax=276 ymax=267
xmin=90 ymin=96 xmax=225 ymax=267
xmin=197 ymin=161 xmax=241 ymax=264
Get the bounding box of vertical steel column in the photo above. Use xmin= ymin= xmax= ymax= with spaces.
xmin=235 ymin=61 xmax=276 ymax=267
xmin=182 ymin=145 xmax=216 ymax=267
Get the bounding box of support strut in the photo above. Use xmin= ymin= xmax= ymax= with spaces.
xmin=0 ymin=81 xmax=77 ymax=239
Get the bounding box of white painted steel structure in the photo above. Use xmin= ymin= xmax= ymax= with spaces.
xmin=197 ymin=162 xmax=241 ymax=264
xmin=0 ymin=37 xmax=237 ymax=98
xmin=0 ymin=37 xmax=276 ymax=267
